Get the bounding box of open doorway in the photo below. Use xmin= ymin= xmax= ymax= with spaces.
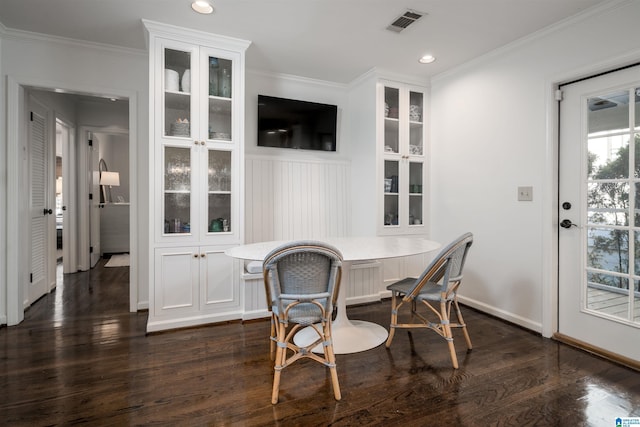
xmin=23 ymin=88 xmax=130 ymax=309
xmin=91 ymin=131 xmax=131 ymax=268
xmin=6 ymin=79 xmax=138 ymax=326
xmin=55 ymin=118 xmax=75 ymax=279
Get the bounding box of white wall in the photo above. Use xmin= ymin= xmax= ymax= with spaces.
xmin=0 ymin=30 xmax=149 ymax=322
xmin=430 ymin=0 xmax=640 ymax=332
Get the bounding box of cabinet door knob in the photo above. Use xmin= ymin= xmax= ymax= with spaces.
xmin=200 ymin=253 xmax=206 ymax=258
xmin=201 ymin=141 xmax=206 ymax=146
xmin=193 ymin=253 xmax=199 ymax=258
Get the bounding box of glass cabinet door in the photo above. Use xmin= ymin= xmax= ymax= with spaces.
xmin=409 ymin=162 xmax=423 ymax=226
xmin=207 ymin=149 xmax=232 ymax=233
xmin=384 ymin=160 xmax=399 ymax=226
xmin=384 ymin=86 xmax=400 ymax=154
xmin=207 ymin=55 xmax=233 ymax=142
xmin=164 ymin=146 xmax=192 ymax=234
xmin=164 ymin=48 xmax=193 ymax=139
xmin=409 ymin=91 xmax=423 ymax=156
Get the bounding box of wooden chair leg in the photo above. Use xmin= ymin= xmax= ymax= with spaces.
xmin=441 ymin=300 xmax=459 ymax=369
xmin=269 ymin=314 xmax=276 ymax=360
xmin=453 ymin=299 xmax=472 ymax=350
xmin=323 ymin=324 xmax=341 ymax=401
xmin=385 ymin=292 xmax=398 ymax=347
xmin=271 ymin=324 xmax=286 ymax=404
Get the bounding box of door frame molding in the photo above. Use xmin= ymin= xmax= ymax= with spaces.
xmin=55 ymin=117 xmax=77 ymax=275
xmin=542 ymin=50 xmax=640 ymax=338
xmin=5 ymin=76 xmax=139 ymax=325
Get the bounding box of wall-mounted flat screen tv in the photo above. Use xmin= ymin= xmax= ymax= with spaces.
xmin=257 ymin=95 xmax=337 ymax=151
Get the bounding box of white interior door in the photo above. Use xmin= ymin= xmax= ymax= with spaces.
xmin=90 ymin=134 xmax=101 ymax=267
xmin=28 ymin=98 xmax=51 ymax=304
xmin=558 ymin=65 xmax=640 ymax=362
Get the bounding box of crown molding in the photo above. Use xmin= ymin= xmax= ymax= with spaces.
xmin=433 ymin=0 xmax=632 ymax=83
xmin=0 ymin=25 xmax=146 ymax=57
xmin=247 ymin=67 xmax=348 ymax=90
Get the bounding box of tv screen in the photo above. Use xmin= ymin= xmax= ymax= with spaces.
xmin=257 ymin=95 xmax=337 ymax=151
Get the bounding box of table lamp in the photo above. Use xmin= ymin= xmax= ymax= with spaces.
xmin=100 ymin=171 xmax=120 ymax=203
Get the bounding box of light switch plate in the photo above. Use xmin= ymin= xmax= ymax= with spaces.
xmin=518 ymin=186 xmax=533 ymax=201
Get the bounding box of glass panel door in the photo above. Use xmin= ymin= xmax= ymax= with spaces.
xmin=164 ymin=48 xmax=192 ymax=139
xmin=409 ymin=91 xmax=423 ymax=156
xmin=585 ymin=88 xmax=639 ymax=322
xmin=409 ymin=162 xmax=423 ymax=226
xmin=384 ymin=160 xmax=399 ymax=226
xmin=164 ymin=146 xmax=192 ymax=234
xmin=559 ymin=66 xmax=640 ymax=363
xmin=384 ymin=87 xmax=399 ymax=154
xmin=208 ymin=149 xmax=232 ymax=233
xmin=207 ymin=56 xmax=233 ymax=142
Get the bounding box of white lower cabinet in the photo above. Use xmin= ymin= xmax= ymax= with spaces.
xmin=150 ymin=246 xmax=241 ymax=331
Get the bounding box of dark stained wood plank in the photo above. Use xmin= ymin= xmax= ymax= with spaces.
xmin=1 ymin=260 xmax=639 ymax=426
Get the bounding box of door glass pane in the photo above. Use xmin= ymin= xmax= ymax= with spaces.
xmin=587 ymin=134 xmax=628 ymax=179
xmin=586 ymin=227 xmax=629 ymax=273
xmin=409 ymin=91 xmax=423 ymax=156
xmin=635 ymin=279 xmax=640 ymax=322
xmin=164 ymin=48 xmax=191 ymax=139
xmin=634 ymin=134 xmax=640 ymax=178
xmin=208 ymin=150 xmax=231 ymax=233
xmin=635 ymin=88 xmax=640 ymax=131
xmin=384 ymin=160 xmax=399 ymax=226
xmin=164 ymin=146 xmax=191 ymax=234
xmin=208 ymin=57 xmax=232 ymax=142
xmin=587 ymin=90 xmax=628 ymax=136
xmin=408 ymin=162 xmax=423 ymax=226
xmin=384 ymin=87 xmax=399 ymax=154
xmin=586 ymin=271 xmax=630 ymax=321
xmin=587 ymin=182 xmax=629 ymax=226
xmin=634 ymin=182 xmax=640 ymax=226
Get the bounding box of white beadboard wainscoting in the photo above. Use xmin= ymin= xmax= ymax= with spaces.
xmin=242 ymin=155 xmax=391 ymax=319
xmin=245 ymin=156 xmax=351 ymax=242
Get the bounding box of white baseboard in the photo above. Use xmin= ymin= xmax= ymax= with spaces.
xmin=146 ymin=310 xmax=244 ymax=333
xmin=242 ymin=309 xmax=270 ymax=321
xmin=457 ymin=295 xmax=542 ymax=333
xmin=137 ymin=301 xmax=149 ymax=311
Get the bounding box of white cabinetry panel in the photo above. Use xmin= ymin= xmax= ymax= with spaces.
xmin=201 ymin=248 xmax=239 ymax=309
xmin=145 ymin=20 xmax=250 ymax=332
xmin=155 ymin=247 xmax=199 ymax=314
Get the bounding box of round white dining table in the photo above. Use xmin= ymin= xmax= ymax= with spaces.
xmin=225 ymin=236 xmax=441 ymax=354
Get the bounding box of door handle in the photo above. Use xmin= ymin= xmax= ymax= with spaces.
xmin=560 ymin=219 xmax=577 ymax=228
xmin=43 ymin=208 xmax=52 ymax=215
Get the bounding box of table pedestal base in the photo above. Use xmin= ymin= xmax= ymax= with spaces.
xmin=293 ymin=318 xmax=388 ymax=355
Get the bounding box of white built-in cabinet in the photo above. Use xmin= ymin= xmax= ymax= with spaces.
xmin=378 ymin=81 xmax=428 ymax=235
xmin=350 ymin=75 xmax=429 ymax=291
xmin=144 ymin=20 xmax=250 ymax=332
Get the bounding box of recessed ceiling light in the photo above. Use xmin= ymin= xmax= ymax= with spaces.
xmin=419 ymin=54 xmax=436 ymax=64
xmin=191 ymin=1 xmax=213 ymax=14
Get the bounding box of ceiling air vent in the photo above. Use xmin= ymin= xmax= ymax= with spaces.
xmin=387 ymin=9 xmax=425 ymax=33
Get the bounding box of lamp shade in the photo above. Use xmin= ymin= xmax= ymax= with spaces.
xmin=100 ymin=171 xmax=120 ymax=186
xmin=55 ymin=177 xmax=63 ymax=194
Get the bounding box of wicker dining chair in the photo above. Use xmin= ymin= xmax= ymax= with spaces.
xmin=262 ymin=241 xmax=343 ymax=404
xmin=385 ymin=233 xmax=473 ymax=369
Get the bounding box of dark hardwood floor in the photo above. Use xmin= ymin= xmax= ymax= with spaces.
xmin=1 ymin=260 xmax=640 ymax=426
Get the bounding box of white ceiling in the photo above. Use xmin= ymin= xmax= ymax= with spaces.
xmin=0 ymin=0 xmax=608 ymax=83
